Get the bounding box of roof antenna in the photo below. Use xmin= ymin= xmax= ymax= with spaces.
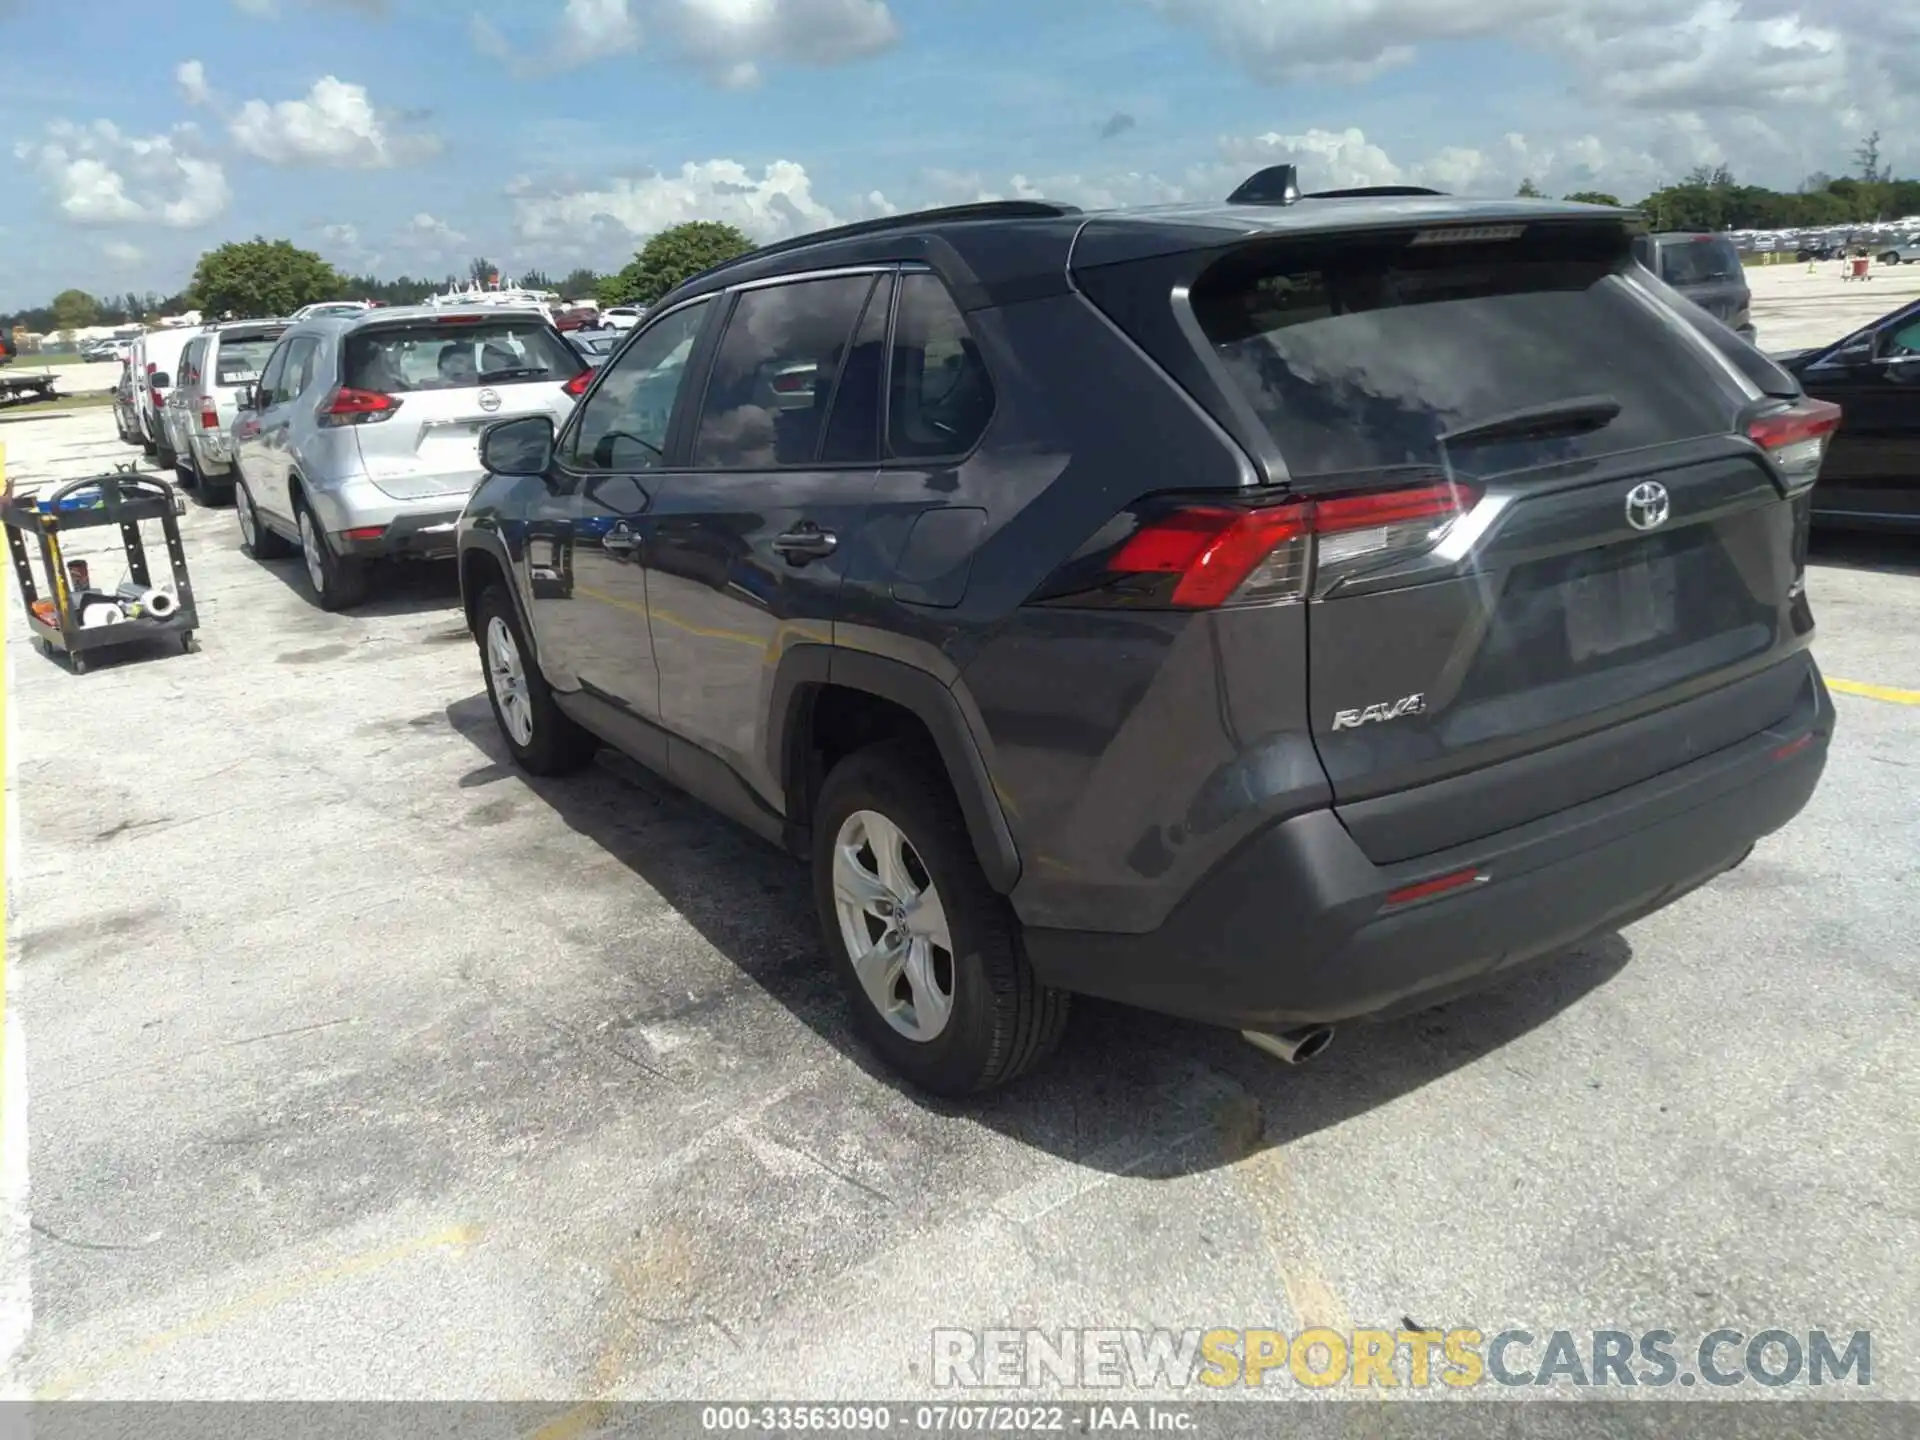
xmin=1228 ymin=164 xmax=1301 ymax=206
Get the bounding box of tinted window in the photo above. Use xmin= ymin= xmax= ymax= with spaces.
xmin=569 ymin=299 xmax=710 ymax=472
xmin=343 ymin=320 xmax=579 ymax=393
xmin=215 ymin=336 xmax=280 ymax=386
xmin=254 ymin=341 xmax=289 ymax=404
xmin=693 ymin=275 xmax=874 ymax=470
xmin=282 ymin=336 xmax=321 ymax=400
xmin=1191 ymin=235 xmax=1734 ymax=482
xmin=888 ymin=273 xmax=994 ymax=460
xmin=1658 ymin=236 xmax=1743 ymax=286
xmin=179 ymin=338 xmax=207 ymax=388
xmin=820 ymin=274 xmax=892 ymax=465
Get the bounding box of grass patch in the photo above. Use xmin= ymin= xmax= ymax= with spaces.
xmin=0 ymin=390 xmax=119 ymax=418
xmin=6 ymin=353 xmax=95 ymax=368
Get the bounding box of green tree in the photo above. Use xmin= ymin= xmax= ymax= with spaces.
xmin=1562 ymin=191 xmax=1621 ymax=207
xmin=188 ymin=238 xmax=341 ymax=319
xmin=51 ymin=289 xmax=99 ymax=331
xmin=561 ymin=267 xmax=601 ymax=299
xmin=598 ymin=222 xmax=756 ymax=308
xmin=1515 ymin=177 xmax=1544 ymax=198
xmin=468 ymin=256 xmax=498 ymax=286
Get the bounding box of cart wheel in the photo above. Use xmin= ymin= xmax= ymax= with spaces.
xmin=71 ymin=655 xmax=87 ymax=675
xmin=181 ymin=631 xmax=198 ymax=654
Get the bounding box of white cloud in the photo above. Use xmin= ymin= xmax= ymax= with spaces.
xmin=511 ymin=157 xmax=837 ymax=247
xmin=555 ymin=0 xmax=642 ymax=65
xmin=13 ymin=120 xmax=230 ymax=227
xmin=229 ymin=76 xmax=442 ymax=168
xmin=100 ymin=240 xmax=144 ymax=266
xmin=1142 ymin=0 xmax=1916 ymax=186
xmin=478 ymin=0 xmax=898 ymax=80
xmin=402 ymin=212 xmax=469 ymax=247
xmin=322 ymin=222 xmax=361 ymax=247
xmin=176 ymin=59 xmax=211 ymax=106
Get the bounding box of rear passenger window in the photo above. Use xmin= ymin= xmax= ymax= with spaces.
xmin=282 ymin=337 xmax=321 ymax=399
xmin=819 ymin=274 xmax=891 ymax=465
xmin=1190 ymin=232 xmax=1734 ymax=482
xmin=693 ymin=275 xmax=874 ymax=470
xmin=888 ymin=274 xmax=994 ymax=460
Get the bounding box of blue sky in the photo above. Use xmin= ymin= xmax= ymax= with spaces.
xmin=2 ymin=0 xmax=1909 ymax=309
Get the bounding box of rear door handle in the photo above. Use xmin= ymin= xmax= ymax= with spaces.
xmin=601 ymin=521 xmax=640 ymax=557
xmin=773 ymin=524 xmax=838 ymax=565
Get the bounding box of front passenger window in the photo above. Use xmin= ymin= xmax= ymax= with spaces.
xmin=569 ymin=300 xmax=711 ymax=471
xmin=254 ymin=342 xmax=290 ymax=407
xmin=1884 ymin=321 xmax=1920 ymax=358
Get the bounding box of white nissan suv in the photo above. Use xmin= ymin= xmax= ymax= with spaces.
xmin=230 ymin=305 xmax=589 ymax=609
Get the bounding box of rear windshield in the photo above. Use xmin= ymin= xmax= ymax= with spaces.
xmin=215 ymin=336 xmax=280 ymax=385
xmin=1658 ymin=236 xmax=1743 ymax=286
xmin=1191 ymin=233 xmax=1735 ymax=482
xmin=343 ymin=320 xmax=581 ymax=393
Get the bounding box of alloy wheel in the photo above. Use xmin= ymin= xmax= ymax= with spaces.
xmin=299 ymin=510 xmax=326 ymax=594
xmin=832 ymin=808 xmax=955 ymax=1042
xmin=486 ymin=616 xmax=535 ymax=747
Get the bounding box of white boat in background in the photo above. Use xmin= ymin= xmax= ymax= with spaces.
xmin=425 ymin=277 xmax=561 ymax=317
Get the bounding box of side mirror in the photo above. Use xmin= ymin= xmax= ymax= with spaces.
xmin=236 ymin=384 xmax=257 ymax=411
xmin=149 ymin=371 xmax=171 ymax=389
xmin=480 ymin=414 xmax=556 ymax=477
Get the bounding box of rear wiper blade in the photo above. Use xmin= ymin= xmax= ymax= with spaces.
xmin=477 ymin=367 xmax=551 ymax=383
xmin=1439 ymin=394 xmax=1622 ymax=448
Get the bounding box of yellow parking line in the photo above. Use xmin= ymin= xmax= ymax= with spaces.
xmin=525 ymin=1400 xmax=616 ymax=1440
xmin=35 ymin=1224 xmax=482 ymax=1400
xmin=1828 ymin=678 xmax=1920 ymax=707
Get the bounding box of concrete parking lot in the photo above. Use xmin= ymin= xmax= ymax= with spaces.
xmin=3 ymin=269 xmax=1917 ymax=1411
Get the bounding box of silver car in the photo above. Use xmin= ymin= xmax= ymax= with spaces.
xmin=231 ymin=305 xmax=588 ymax=610
xmin=160 ymin=321 xmax=288 ymax=499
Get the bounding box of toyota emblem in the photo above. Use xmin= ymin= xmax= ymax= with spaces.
xmin=1624 ymin=481 xmax=1670 ymax=532
xmin=477 ymin=388 xmax=502 ymax=414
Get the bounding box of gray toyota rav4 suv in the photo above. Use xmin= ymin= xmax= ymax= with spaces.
xmin=459 ymin=173 xmax=1836 ymax=1096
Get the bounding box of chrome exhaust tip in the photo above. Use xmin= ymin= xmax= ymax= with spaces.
xmin=1242 ymin=1025 xmax=1336 ymax=1065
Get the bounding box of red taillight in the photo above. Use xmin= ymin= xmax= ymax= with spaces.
xmin=563 ymin=370 xmax=593 ymax=398
xmin=200 ymin=400 xmax=220 ymax=429
xmin=319 ymin=387 xmax=398 ymax=427
xmin=1097 ymin=481 xmax=1479 ymax=610
xmin=1383 ymin=867 xmax=1486 ymax=909
xmin=342 ymin=525 xmax=388 ymax=542
xmin=1749 ymin=397 xmax=1842 ymax=492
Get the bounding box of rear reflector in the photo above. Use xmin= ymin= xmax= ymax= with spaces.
xmin=1089 ymin=481 xmax=1479 ymax=609
xmin=342 ymin=525 xmax=388 ymax=542
xmin=1383 ymin=867 xmax=1486 ymax=908
xmin=1772 ymin=732 xmax=1816 ymax=761
xmin=318 ymin=387 xmax=399 ymax=427
xmin=563 ymin=370 xmax=593 ymax=398
xmin=1750 ymin=397 xmax=1842 ymax=493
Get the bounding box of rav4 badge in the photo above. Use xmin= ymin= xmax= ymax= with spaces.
xmin=1332 ymin=693 xmax=1427 ymax=731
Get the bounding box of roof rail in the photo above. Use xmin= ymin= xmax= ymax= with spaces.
xmin=1227 ymin=164 xmax=1302 ymax=206
xmin=1304 ymin=185 xmax=1448 ymax=199
xmin=683 ymin=200 xmax=1082 ymax=286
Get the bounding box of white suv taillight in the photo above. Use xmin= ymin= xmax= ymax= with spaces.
xmin=318 ymin=387 xmax=400 ymax=428
xmin=1749 ymin=397 xmax=1842 ymax=493
xmin=1079 ymin=481 xmax=1481 ymax=609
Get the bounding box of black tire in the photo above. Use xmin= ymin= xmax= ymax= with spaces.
xmin=198 ymin=474 xmax=235 ymax=507
xmin=1879 ymin=252 xmax=1900 ymax=266
xmin=174 ymin=453 xmax=198 ymax=490
xmin=474 ymin=584 xmax=597 ymax=776
xmin=234 ymin=474 xmax=293 ymax=559
xmin=294 ymin=496 xmax=370 ymax=611
xmin=812 ymin=740 xmax=1069 ymax=1095
xmin=156 ymin=439 xmax=177 ymax=472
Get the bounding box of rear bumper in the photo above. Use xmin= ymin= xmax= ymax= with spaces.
xmin=333 ymin=508 xmax=465 ymax=560
xmin=1021 ymin=664 xmax=1833 ymax=1029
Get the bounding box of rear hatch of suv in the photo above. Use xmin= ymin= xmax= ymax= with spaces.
xmin=1078 ymin=214 xmax=1829 ymax=865
xmin=206 ymin=325 xmax=286 ymax=431
xmin=339 ymin=315 xmax=586 ymax=500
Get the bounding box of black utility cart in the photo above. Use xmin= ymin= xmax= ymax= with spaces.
xmin=3 ymin=474 xmax=199 ymax=674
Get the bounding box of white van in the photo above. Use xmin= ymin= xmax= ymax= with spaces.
xmin=127 ymin=327 xmax=205 ymax=467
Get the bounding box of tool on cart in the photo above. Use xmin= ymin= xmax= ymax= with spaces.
xmin=3 ymin=472 xmax=199 ymax=674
